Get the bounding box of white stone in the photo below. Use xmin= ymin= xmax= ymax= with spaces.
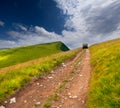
xmin=36 ymin=83 xmax=40 ymax=85
xmin=59 ymin=104 xmax=62 ymax=107
xmin=82 ymin=100 xmax=85 ymax=103
xmin=69 ymin=95 xmax=78 ymax=99
xmin=24 ymin=100 xmax=27 ymax=103
xmin=51 ymin=71 xmax=54 ymax=73
xmin=10 ymin=97 xmax=16 ymax=104
xmin=4 ymin=101 xmax=7 ymax=104
xmin=72 ymin=96 xmax=78 ymax=99
xmin=79 ymin=74 xmax=83 ymax=77
xmin=40 ymin=84 xmax=43 ymax=87
xmin=0 ymin=105 xmax=5 ymax=108
xmin=62 ymin=63 xmax=66 ymax=67
xmin=68 ymin=92 xmax=71 ymax=95
xmin=48 ymin=76 xmax=53 ymax=79
xmin=69 ymin=95 xmax=72 ymax=98
xmin=35 ymin=102 xmax=41 ymax=106
xmin=33 ymin=99 xmax=36 ymax=102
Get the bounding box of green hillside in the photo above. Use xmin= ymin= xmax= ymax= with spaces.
xmin=0 ymin=47 xmax=80 ymax=103
xmin=87 ymin=38 xmax=120 ymax=108
xmin=0 ymin=41 xmax=69 ymax=68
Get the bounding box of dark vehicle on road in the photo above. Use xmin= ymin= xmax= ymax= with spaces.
xmin=82 ymin=43 xmax=88 ymax=49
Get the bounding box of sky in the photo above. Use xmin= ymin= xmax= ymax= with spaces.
xmin=0 ymin=0 xmax=120 ymax=49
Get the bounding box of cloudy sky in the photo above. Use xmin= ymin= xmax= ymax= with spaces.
xmin=0 ymin=0 xmax=120 ymax=49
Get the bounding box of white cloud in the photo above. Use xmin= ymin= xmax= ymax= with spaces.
xmin=53 ymin=0 xmax=120 ymax=48
xmin=0 ymin=21 xmax=5 ymax=27
xmin=1 ymin=0 xmax=120 ymax=49
xmin=1 ymin=26 xmax=60 ymax=48
xmin=7 ymin=31 xmax=22 ymax=39
xmin=13 ymin=23 xmax=27 ymax=31
xmin=17 ymin=24 xmax=27 ymax=31
xmin=35 ymin=26 xmax=57 ymax=38
xmin=0 ymin=40 xmax=16 ymax=48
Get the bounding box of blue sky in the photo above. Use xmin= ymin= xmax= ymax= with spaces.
xmin=0 ymin=0 xmax=120 ymax=49
xmin=0 ymin=0 xmax=66 ymax=33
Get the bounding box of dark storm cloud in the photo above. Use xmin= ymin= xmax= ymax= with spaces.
xmin=86 ymin=1 xmax=120 ymax=35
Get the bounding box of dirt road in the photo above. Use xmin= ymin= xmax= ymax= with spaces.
xmin=3 ymin=49 xmax=91 ymax=108
xmin=51 ymin=49 xmax=91 ymax=108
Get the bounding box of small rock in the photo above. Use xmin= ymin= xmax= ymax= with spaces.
xmin=69 ymin=95 xmax=72 ymax=98
xmin=64 ymin=97 xmax=67 ymax=100
xmin=4 ymin=101 xmax=7 ymax=104
xmin=68 ymin=92 xmax=71 ymax=95
xmin=69 ymin=95 xmax=78 ymax=99
xmin=0 ymin=105 xmax=5 ymax=108
xmin=82 ymin=100 xmax=85 ymax=104
xmin=36 ymin=83 xmax=40 ymax=85
xmin=59 ymin=104 xmax=62 ymax=107
xmin=35 ymin=102 xmax=41 ymax=106
xmin=51 ymin=71 xmax=54 ymax=73
xmin=24 ymin=100 xmax=27 ymax=103
xmin=48 ymin=76 xmax=53 ymax=79
xmin=33 ymin=99 xmax=36 ymax=102
xmin=10 ymin=97 xmax=16 ymax=104
xmin=79 ymin=74 xmax=83 ymax=77
xmin=72 ymin=96 xmax=78 ymax=99
xmin=56 ymin=93 xmax=60 ymax=96
xmin=62 ymin=63 xmax=66 ymax=67
xmin=40 ymin=84 xmax=43 ymax=87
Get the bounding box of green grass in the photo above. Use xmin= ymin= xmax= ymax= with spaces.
xmin=0 ymin=41 xmax=69 ymax=68
xmin=0 ymin=48 xmax=80 ymax=103
xmin=86 ymin=38 xmax=120 ymax=108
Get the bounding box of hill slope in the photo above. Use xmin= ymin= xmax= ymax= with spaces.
xmin=0 ymin=41 xmax=69 ymax=68
xmin=0 ymin=47 xmax=80 ymax=104
xmin=87 ymin=38 xmax=120 ymax=108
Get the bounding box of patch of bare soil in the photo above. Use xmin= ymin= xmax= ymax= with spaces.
xmin=3 ymin=50 xmax=88 ymax=108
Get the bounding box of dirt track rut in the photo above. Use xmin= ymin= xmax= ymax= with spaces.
xmin=51 ymin=49 xmax=91 ymax=108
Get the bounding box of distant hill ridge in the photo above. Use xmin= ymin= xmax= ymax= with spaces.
xmin=0 ymin=41 xmax=69 ymax=68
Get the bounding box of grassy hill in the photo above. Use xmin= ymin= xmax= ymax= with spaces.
xmin=87 ymin=38 xmax=120 ymax=108
xmin=0 ymin=41 xmax=69 ymax=68
xmin=0 ymin=47 xmax=80 ymax=103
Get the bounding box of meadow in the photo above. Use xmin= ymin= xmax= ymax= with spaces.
xmin=86 ymin=39 xmax=120 ymax=108
xmin=0 ymin=41 xmax=69 ymax=68
xmin=0 ymin=48 xmax=80 ymax=103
